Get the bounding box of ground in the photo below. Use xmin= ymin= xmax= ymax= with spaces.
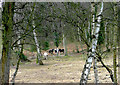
xmin=9 ymin=52 xmax=117 ymax=83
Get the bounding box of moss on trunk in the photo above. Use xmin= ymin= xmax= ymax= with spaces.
xmin=1 ymin=2 xmax=14 ymax=84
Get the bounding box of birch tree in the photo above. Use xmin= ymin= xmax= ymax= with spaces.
xmin=61 ymin=21 xmax=68 ymax=56
xmin=32 ymin=3 xmax=43 ymax=65
xmin=33 ymin=28 xmax=43 ymax=65
xmin=80 ymin=2 xmax=103 ymax=84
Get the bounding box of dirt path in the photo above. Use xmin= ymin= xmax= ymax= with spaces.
xmin=9 ymin=55 xmax=115 ymax=83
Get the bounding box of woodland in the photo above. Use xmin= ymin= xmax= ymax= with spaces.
xmin=0 ymin=1 xmax=120 ymax=85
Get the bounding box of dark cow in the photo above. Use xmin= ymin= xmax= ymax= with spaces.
xmin=55 ymin=48 xmax=59 ymax=53
xmin=59 ymin=49 xmax=64 ymax=53
xmin=55 ymin=49 xmax=57 ymax=53
xmin=49 ymin=49 xmax=54 ymax=54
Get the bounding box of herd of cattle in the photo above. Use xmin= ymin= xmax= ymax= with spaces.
xmin=43 ymin=48 xmax=64 ymax=59
xmin=48 ymin=48 xmax=64 ymax=54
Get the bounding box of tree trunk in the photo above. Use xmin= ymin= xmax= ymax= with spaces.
xmin=56 ymin=47 xmax=59 ymax=56
xmin=92 ymin=2 xmax=99 ymax=83
xmin=32 ymin=4 xmax=43 ymax=65
xmin=88 ymin=21 xmax=91 ymax=43
xmin=11 ymin=41 xmax=23 ymax=84
xmin=113 ymin=47 xmax=117 ymax=84
xmin=106 ymin=24 xmax=110 ymax=51
xmin=63 ymin=34 xmax=65 ymax=55
xmin=0 ymin=0 xmax=2 ymax=60
xmin=80 ymin=2 xmax=103 ymax=84
xmin=117 ymin=3 xmax=120 ymax=85
xmin=0 ymin=0 xmax=2 ymax=83
xmin=93 ymin=58 xmax=99 ymax=83
xmin=112 ymin=3 xmax=117 ymax=84
xmin=11 ymin=23 xmax=23 ymax=84
xmin=1 ymin=2 xmax=14 ymax=84
xmin=105 ymin=22 xmax=108 ymax=50
xmin=33 ymin=29 xmax=43 ymax=65
xmin=63 ymin=34 xmax=68 ymax=56
xmin=78 ymin=27 xmax=83 ymax=52
xmin=61 ymin=20 xmax=67 ymax=56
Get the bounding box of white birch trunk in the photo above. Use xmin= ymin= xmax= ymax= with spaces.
xmin=80 ymin=2 xmax=103 ymax=84
xmin=61 ymin=21 xmax=67 ymax=56
xmin=63 ymin=34 xmax=65 ymax=55
xmin=33 ymin=29 xmax=40 ymax=56
xmin=63 ymin=33 xmax=67 ymax=56
xmin=56 ymin=47 xmax=59 ymax=56
xmin=32 ymin=5 xmax=43 ymax=64
xmin=92 ymin=3 xmax=99 ymax=84
xmin=33 ymin=28 xmax=43 ymax=65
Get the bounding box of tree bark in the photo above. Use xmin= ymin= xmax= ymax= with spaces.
xmin=11 ymin=42 xmax=23 ymax=84
xmin=33 ymin=29 xmax=43 ymax=65
xmin=113 ymin=3 xmax=117 ymax=84
xmin=117 ymin=3 xmax=120 ymax=85
xmin=1 ymin=2 xmax=14 ymax=84
xmin=80 ymin=2 xmax=103 ymax=84
xmin=92 ymin=2 xmax=99 ymax=84
xmin=78 ymin=27 xmax=83 ymax=52
xmin=0 ymin=0 xmax=2 ymax=60
xmin=113 ymin=47 xmax=117 ymax=84
xmin=93 ymin=57 xmax=99 ymax=83
xmin=0 ymin=0 xmax=3 ymax=83
xmin=32 ymin=3 xmax=43 ymax=65
xmin=104 ymin=22 xmax=108 ymax=50
xmin=63 ymin=34 xmax=68 ymax=56
xmin=11 ymin=21 xmax=23 ymax=84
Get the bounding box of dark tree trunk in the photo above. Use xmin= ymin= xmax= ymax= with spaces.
xmin=117 ymin=3 xmax=120 ymax=85
xmin=0 ymin=2 xmax=14 ymax=84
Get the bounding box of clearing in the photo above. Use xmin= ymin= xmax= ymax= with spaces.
xmin=9 ymin=53 xmax=116 ymax=83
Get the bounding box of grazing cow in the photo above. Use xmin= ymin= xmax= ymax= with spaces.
xmin=55 ymin=49 xmax=57 ymax=53
xmin=43 ymin=52 xmax=48 ymax=60
xmin=54 ymin=49 xmax=57 ymax=53
xmin=55 ymin=48 xmax=59 ymax=53
xmin=49 ymin=49 xmax=54 ymax=54
xmin=59 ymin=49 xmax=64 ymax=53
